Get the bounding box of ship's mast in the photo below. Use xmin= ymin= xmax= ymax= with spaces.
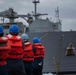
xmin=53 ymin=6 xmax=62 ymax=31
xmin=32 ymin=0 xmax=39 ymax=20
xmin=55 ymin=6 xmax=60 ymax=23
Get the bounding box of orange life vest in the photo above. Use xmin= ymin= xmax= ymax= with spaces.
xmin=0 ymin=37 xmax=10 ymax=66
xmin=6 ymin=34 xmax=23 ymax=59
xmin=33 ymin=43 xmax=45 ymax=58
xmin=23 ymin=42 xmax=34 ymax=61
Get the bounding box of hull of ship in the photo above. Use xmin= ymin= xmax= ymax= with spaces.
xmin=27 ymin=31 xmax=76 ymax=75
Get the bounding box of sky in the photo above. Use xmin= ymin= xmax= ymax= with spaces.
xmin=0 ymin=0 xmax=76 ymax=31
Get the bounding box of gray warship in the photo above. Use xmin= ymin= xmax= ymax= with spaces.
xmin=0 ymin=0 xmax=76 ymax=75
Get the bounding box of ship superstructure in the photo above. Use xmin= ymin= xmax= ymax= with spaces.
xmin=29 ymin=0 xmax=62 ymax=32
xmin=0 ymin=8 xmax=33 ymax=34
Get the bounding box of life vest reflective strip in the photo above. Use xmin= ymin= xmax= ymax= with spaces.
xmin=33 ymin=43 xmax=45 ymax=58
xmin=23 ymin=42 xmax=34 ymax=61
xmin=6 ymin=34 xmax=23 ymax=59
xmin=0 ymin=37 xmax=10 ymax=66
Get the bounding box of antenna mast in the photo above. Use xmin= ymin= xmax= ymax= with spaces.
xmin=33 ymin=0 xmax=40 ymax=20
xmin=55 ymin=6 xmax=60 ymax=23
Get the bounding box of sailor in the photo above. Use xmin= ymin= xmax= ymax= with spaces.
xmin=6 ymin=24 xmax=25 ymax=75
xmin=32 ymin=37 xmax=45 ymax=75
xmin=21 ymin=33 xmax=34 ymax=75
xmin=0 ymin=25 xmax=10 ymax=75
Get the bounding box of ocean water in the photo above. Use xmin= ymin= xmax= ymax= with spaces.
xmin=43 ymin=73 xmax=53 ymax=75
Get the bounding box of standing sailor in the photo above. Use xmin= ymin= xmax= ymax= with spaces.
xmin=21 ymin=33 xmax=34 ymax=75
xmin=32 ymin=37 xmax=45 ymax=75
xmin=6 ymin=24 xmax=25 ymax=75
xmin=0 ymin=25 xmax=10 ymax=75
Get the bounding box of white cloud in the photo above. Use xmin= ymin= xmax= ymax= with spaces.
xmin=62 ymin=18 xmax=76 ymax=31
xmin=0 ymin=0 xmax=4 ymax=4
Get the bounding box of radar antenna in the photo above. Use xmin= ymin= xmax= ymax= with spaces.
xmin=32 ymin=0 xmax=48 ymax=19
